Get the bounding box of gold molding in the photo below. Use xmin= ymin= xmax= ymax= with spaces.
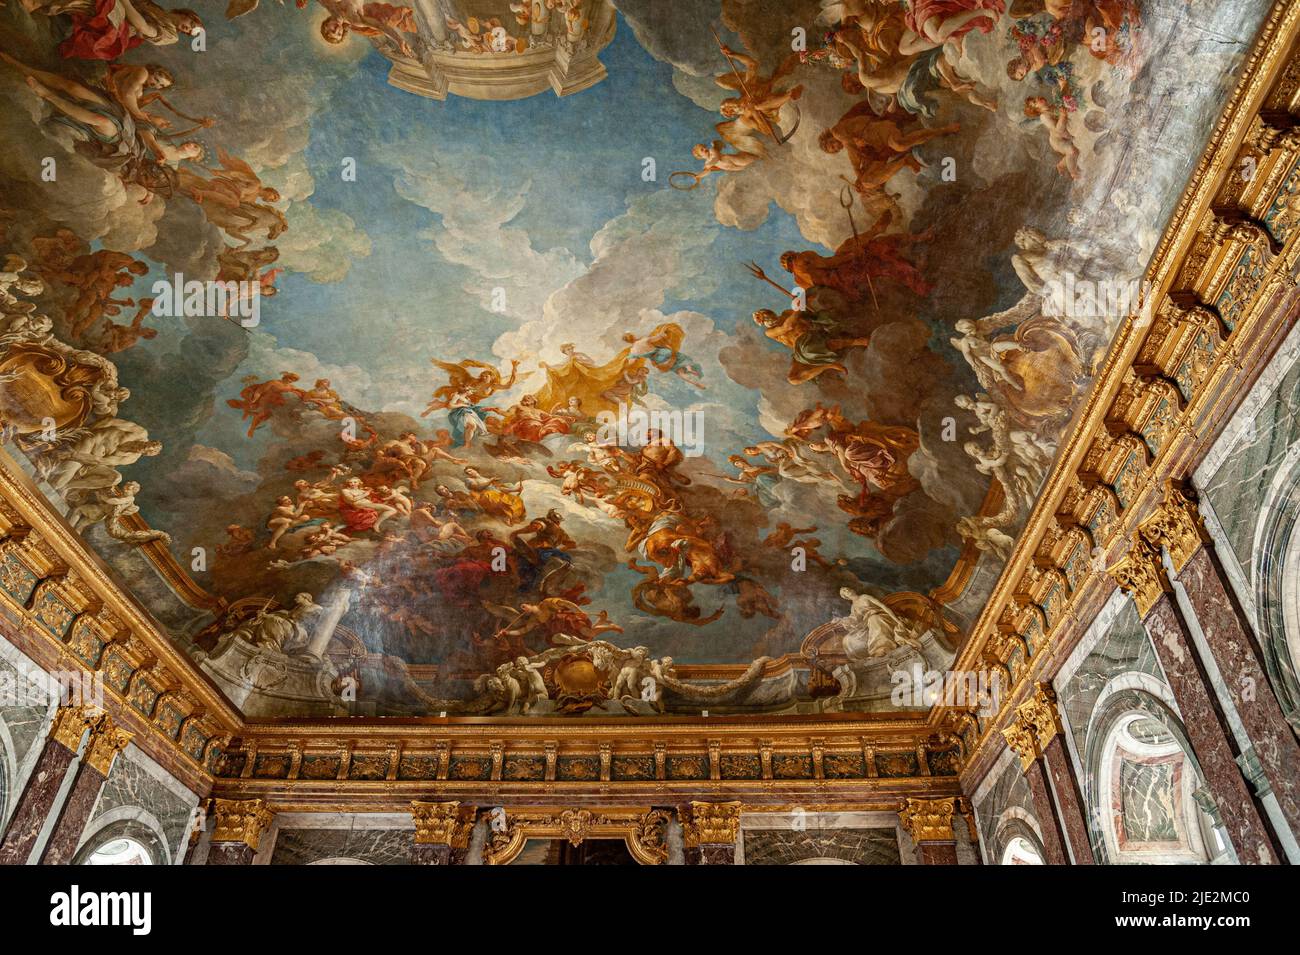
xmin=1002 ymin=683 xmax=1062 ymax=772
xmin=681 ymin=801 xmax=742 ymax=847
xmin=83 ymin=713 xmax=132 ymax=776
xmin=2 ymin=0 xmax=1299 ymax=811
xmin=48 ymin=702 xmax=94 ymax=751
xmin=482 ymin=806 xmax=670 ymax=865
xmin=898 ymin=797 xmax=957 ymax=844
xmin=949 ymin=0 xmax=1300 ymax=784
xmin=210 ymin=797 xmax=274 ymax=850
xmin=410 ymin=800 xmax=475 ymax=848
xmin=1108 ymin=533 xmax=1169 ymax=621
xmin=1138 ymin=480 xmax=1212 ymax=573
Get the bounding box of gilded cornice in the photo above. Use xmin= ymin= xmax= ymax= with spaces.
xmin=950 ymin=3 xmax=1300 ymax=786
xmin=6 ymin=5 xmax=1300 ymax=809
xmin=0 ymin=450 xmax=239 ymax=783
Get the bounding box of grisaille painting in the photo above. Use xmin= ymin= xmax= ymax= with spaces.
xmin=0 ymin=0 xmax=1270 ymax=719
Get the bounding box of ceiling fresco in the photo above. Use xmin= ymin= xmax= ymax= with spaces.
xmin=0 ymin=0 xmax=1270 ymax=718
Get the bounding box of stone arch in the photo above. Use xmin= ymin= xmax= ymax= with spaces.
xmin=0 ymin=711 xmax=18 ymax=828
xmin=1081 ymin=679 xmax=1221 ymax=864
xmin=991 ymin=807 xmax=1045 ymax=865
xmin=73 ymin=811 xmax=173 ymax=867
xmin=307 ymin=857 xmax=374 ymax=865
xmin=1251 ymin=444 xmax=1300 ymax=724
xmin=790 ymin=857 xmax=858 ymax=865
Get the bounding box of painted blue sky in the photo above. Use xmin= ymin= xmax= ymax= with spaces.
xmin=178 ymin=13 xmax=811 ymax=469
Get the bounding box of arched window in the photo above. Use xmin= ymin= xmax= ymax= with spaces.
xmin=74 ymin=819 xmax=169 ymax=866
xmin=85 ymin=837 xmax=153 ymax=866
xmin=1000 ymin=836 xmax=1043 ymax=865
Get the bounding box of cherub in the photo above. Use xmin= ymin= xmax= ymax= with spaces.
xmin=546 ymin=461 xmax=607 ymax=504
xmin=495 ymin=656 xmax=549 ymax=714
xmin=215 ymin=523 xmax=255 ymax=557
xmin=266 ymin=495 xmax=309 ymax=549
xmin=375 ymin=483 xmax=413 ymax=518
xmin=226 ymin=372 xmax=305 ymax=437
xmin=447 ymin=14 xmax=518 ymax=53
xmin=1024 ymin=95 xmax=1080 ymax=179
xmin=293 ymin=468 xmax=346 ymax=516
xmin=819 ymin=100 xmax=960 ymax=195
xmin=950 ymin=319 xmax=1022 ymax=389
xmin=319 ymin=0 xmax=417 ymax=56
xmin=688 ymin=138 xmax=760 ymax=180
xmin=95 ymin=298 xmax=157 ymax=354
xmin=410 ymin=504 xmax=473 ymax=545
xmin=301 ymin=521 xmax=352 ymax=558
xmin=0 ymin=255 xmax=46 ymax=313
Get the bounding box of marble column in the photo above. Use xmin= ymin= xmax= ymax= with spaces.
xmin=410 ymin=800 xmax=475 ymax=864
xmin=898 ymin=797 xmax=960 ymax=865
xmin=0 ymin=704 xmax=91 ymax=865
xmin=1111 ymin=534 xmax=1283 ymax=864
xmin=206 ymin=798 xmax=274 ymax=865
xmin=1004 ymin=683 xmax=1096 ymax=864
xmin=1041 ymin=736 xmax=1095 ymax=864
xmin=956 ymin=798 xmax=983 ymax=864
xmin=40 ymin=714 xmax=132 ymax=864
xmin=682 ymin=801 xmax=740 ymax=865
xmin=1141 ymin=482 xmax=1300 ymax=841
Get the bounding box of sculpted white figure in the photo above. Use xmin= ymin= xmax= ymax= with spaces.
xmin=227 ymin=593 xmax=323 ymax=653
xmin=836 ymin=587 xmax=923 ymax=662
xmin=42 ymin=416 xmax=162 ymax=494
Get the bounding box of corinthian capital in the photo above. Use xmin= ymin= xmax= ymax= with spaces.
xmin=898 ymin=797 xmax=956 ymax=844
xmin=1139 ymin=480 xmax=1210 ymax=573
xmin=1108 ymin=533 xmax=1169 ymax=618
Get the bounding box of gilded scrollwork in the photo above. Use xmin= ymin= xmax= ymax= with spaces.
xmin=211 ymin=798 xmax=274 ymax=850
xmin=897 ymin=797 xmax=957 ymax=844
